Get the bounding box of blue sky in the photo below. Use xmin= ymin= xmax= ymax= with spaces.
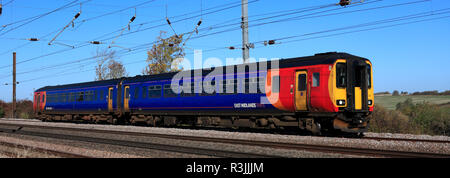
xmin=0 ymin=0 xmax=449 ymax=101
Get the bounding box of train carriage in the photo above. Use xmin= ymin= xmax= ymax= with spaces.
xmin=34 ymin=52 xmax=374 ymax=135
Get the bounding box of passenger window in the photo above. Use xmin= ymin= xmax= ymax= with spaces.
xmin=163 ymin=84 xmax=177 ymax=97
xmin=272 ymin=76 xmax=280 ymax=93
xmin=77 ymin=92 xmax=84 ymax=102
xmin=258 ymin=77 xmax=266 ymax=93
xmin=312 ymin=73 xmax=320 ymax=87
xmin=94 ymin=90 xmax=98 ymax=101
xmin=149 ymin=85 xmax=162 ymax=98
xmin=298 ymin=74 xmax=306 ymax=91
xmin=181 ymin=82 xmax=195 ymax=97
xmin=99 ymin=90 xmax=104 ymax=101
xmin=201 ymin=80 xmax=216 ymax=96
xmin=134 ymin=87 xmax=139 ymax=99
xmin=142 ymin=86 xmax=147 ymax=98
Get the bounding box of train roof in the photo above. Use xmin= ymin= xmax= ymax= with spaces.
xmin=35 ymin=78 xmax=122 ymax=92
xmin=35 ymin=52 xmax=369 ymax=92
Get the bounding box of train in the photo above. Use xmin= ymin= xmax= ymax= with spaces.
xmin=33 ymin=52 xmax=374 ymax=136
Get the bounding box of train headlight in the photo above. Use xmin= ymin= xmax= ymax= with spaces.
xmin=337 ymin=100 xmax=346 ymax=106
xmin=368 ymin=100 xmax=373 ymax=105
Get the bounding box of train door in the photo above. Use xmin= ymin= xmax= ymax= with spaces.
xmin=108 ymin=87 xmax=113 ymax=112
xmin=348 ymin=60 xmax=369 ymax=111
xmin=295 ymin=70 xmax=308 ymax=111
xmin=354 ymin=63 xmax=368 ymax=111
xmin=123 ymin=85 xmax=130 ymax=112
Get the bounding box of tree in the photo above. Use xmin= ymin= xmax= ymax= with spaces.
xmin=106 ymin=59 xmax=128 ymax=79
xmin=94 ymin=48 xmax=128 ymax=81
xmin=143 ymin=31 xmax=184 ymax=75
xmin=392 ymin=90 xmax=400 ymax=96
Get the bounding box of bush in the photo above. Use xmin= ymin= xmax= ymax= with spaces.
xmin=0 ymin=107 xmax=4 ymax=118
xmin=0 ymin=99 xmax=33 ymax=119
xmin=396 ymin=99 xmax=450 ymax=136
xmin=370 ymin=99 xmax=450 ymax=136
xmin=369 ymin=104 xmax=420 ymax=134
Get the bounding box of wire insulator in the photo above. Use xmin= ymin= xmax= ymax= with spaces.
xmin=268 ymin=40 xmax=275 ymax=45
xmin=339 ymin=0 xmax=351 ymax=6
xmin=228 ymin=46 xmax=235 ymax=50
xmin=74 ymin=12 xmax=81 ymax=19
xmin=0 ymin=4 xmax=3 ymax=15
xmin=90 ymin=41 xmax=101 ymax=45
xmin=130 ymin=16 xmax=136 ymax=23
xmin=197 ymin=20 xmax=202 ymax=26
xmin=28 ymin=38 xmax=39 ymax=41
xmin=166 ymin=17 xmax=171 ymax=25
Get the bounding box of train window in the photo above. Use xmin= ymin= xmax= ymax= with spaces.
xmin=367 ymin=64 xmax=371 ymax=89
xmin=313 ymin=73 xmax=320 ymax=87
xmin=220 ymin=79 xmax=235 ymax=95
xmin=99 ymin=90 xmax=104 ymax=101
xmin=87 ymin=91 xmax=94 ymax=101
xmin=201 ymin=79 xmax=216 ymax=96
xmin=42 ymin=94 xmax=46 ymax=103
xmin=298 ymin=74 xmax=307 ymax=91
xmin=142 ymin=86 xmax=147 ymax=98
xmin=134 ymin=87 xmax=139 ymax=99
xmin=258 ymin=77 xmax=266 ymax=93
xmin=149 ymin=85 xmax=162 ymax=98
xmin=77 ymin=92 xmax=84 ymax=102
xmin=70 ymin=92 xmax=76 ymax=102
xmin=336 ymin=63 xmax=346 ymax=88
xmin=163 ymin=84 xmax=177 ymax=97
xmin=61 ymin=93 xmax=66 ymax=103
xmin=354 ymin=68 xmax=361 ymax=87
xmin=272 ymin=76 xmax=280 ymax=93
xmin=181 ymin=82 xmax=195 ymax=97
xmin=94 ymin=90 xmax=98 ymax=101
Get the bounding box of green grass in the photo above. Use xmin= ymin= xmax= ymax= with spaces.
xmin=374 ymin=95 xmax=450 ymax=110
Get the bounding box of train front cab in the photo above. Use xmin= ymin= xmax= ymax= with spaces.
xmin=330 ymin=58 xmax=374 ymax=133
xmin=291 ymin=58 xmax=373 ymax=134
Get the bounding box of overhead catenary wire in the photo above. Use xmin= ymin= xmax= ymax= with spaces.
xmin=0 ymin=0 xmax=89 ymax=37
xmin=10 ymin=7 xmax=450 ymax=84
xmin=0 ymin=0 xmax=384 ymax=75
xmin=0 ymin=0 xmax=261 ymax=70
xmin=48 ymin=4 xmax=83 ymax=46
xmin=0 ymin=0 xmax=432 ymax=79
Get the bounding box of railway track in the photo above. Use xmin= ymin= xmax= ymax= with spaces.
xmin=0 ymin=141 xmax=90 ymax=158
xmin=0 ymin=123 xmax=277 ymax=158
xmin=361 ymin=136 xmax=450 ymax=144
xmin=0 ymin=122 xmax=449 ymax=158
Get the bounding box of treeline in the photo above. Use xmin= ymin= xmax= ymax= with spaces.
xmin=0 ymin=100 xmax=34 ymax=119
xmin=369 ymin=99 xmax=450 ymax=136
xmin=411 ymin=90 xmax=450 ymax=95
xmin=375 ymin=90 xmax=450 ymax=96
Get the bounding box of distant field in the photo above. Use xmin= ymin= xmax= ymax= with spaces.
xmin=374 ymin=95 xmax=450 ymax=110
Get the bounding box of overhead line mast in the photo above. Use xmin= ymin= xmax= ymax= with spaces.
xmin=241 ymin=0 xmax=250 ymax=63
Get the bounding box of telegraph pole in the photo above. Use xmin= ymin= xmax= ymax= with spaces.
xmin=12 ymin=52 xmax=16 ymax=119
xmin=241 ymin=0 xmax=249 ymax=63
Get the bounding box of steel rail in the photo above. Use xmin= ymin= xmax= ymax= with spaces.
xmin=0 ymin=122 xmax=449 ymax=158
xmin=0 ymin=124 xmax=277 ymax=158
xmin=0 ymin=141 xmax=90 ymax=158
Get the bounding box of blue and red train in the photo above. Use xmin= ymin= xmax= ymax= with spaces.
xmin=33 ymin=52 xmax=374 ymax=135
